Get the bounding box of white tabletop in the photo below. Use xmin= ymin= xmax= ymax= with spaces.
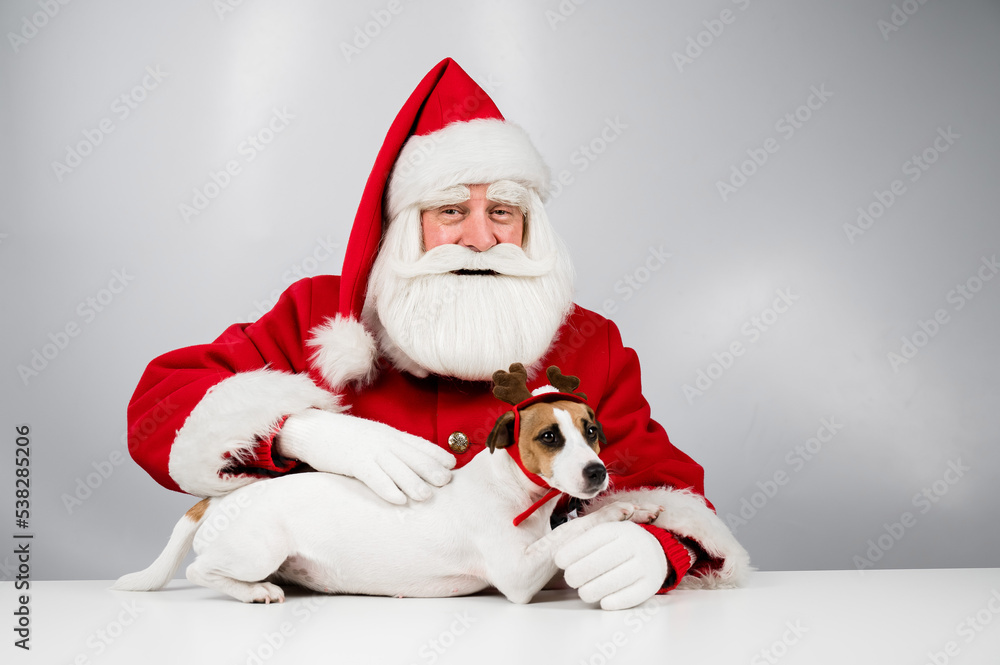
xmin=5 ymin=568 xmax=1000 ymax=664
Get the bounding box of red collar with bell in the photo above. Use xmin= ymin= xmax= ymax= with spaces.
xmin=506 ymin=391 xmax=587 ymax=526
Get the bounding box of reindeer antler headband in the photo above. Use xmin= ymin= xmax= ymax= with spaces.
xmin=492 ymin=363 xmax=588 ymax=408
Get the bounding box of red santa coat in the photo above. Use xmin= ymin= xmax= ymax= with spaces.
xmin=127 ymin=273 xmax=750 ymax=591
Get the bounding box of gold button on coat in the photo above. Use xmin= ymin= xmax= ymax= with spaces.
xmin=448 ymin=432 xmax=470 ymax=453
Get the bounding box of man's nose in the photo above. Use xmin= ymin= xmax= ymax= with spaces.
xmin=461 ymin=208 xmax=497 ymax=252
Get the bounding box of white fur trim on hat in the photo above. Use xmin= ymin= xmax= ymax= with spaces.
xmin=583 ymin=487 xmax=753 ymax=589
xmin=387 ymin=119 xmax=551 ymax=221
xmin=168 ymin=369 xmax=343 ymax=497
xmin=307 ymin=314 xmax=380 ymax=390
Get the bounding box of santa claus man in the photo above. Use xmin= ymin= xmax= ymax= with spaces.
xmin=127 ymin=58 xmax=750 ymax=610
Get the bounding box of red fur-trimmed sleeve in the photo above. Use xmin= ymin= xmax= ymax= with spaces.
xmin=638 ymin=525 xmax=696 ymax=593
xmin=576 ymin=315 xmax=751 ymax=589
xmin=127 ymin=277 xmax=343 ymax=496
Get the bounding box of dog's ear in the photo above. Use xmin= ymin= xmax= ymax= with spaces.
xmin=585 ymin=406 xmax=607 ymax=447
xmin=487 ymin=410 xmax=516 ymax=453
xmin=492 ymin=363 xmax=533 ymax=405
xmin=593 ymin=420 xmax=607 ymax=447
xmin=547 ymin=366 xmax=587 ymax=400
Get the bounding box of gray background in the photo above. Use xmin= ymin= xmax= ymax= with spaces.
xmin=1 ymin=0 xmax=998 ymax=581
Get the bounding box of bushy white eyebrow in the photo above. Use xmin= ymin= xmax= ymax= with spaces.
xmin=419 ymin=185 xmax=471 ymax=210
xmin=487 ymin=180 xmax=530 ymax=212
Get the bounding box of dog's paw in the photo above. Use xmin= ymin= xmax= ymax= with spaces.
xmin=627 ymin=504 xmax=664 ymax=525
xmin=603 ymin=501 xmax=640 ymax=521
xmin=245 ymin=582 xmax=285 ymax=604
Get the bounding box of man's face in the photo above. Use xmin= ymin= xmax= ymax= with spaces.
xmin=366 ymin=178 xmax=573 ymax=381
xmin=420 ymin=183 xmax=524 ymax=251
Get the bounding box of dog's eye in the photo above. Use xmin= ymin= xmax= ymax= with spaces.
xmin=537 ymin=429 xmax=564 ymax=448
xmin=586 ymin=425 xmax=598 ymax=441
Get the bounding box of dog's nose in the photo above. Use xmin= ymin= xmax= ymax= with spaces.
xmin=583 ymin=462 xmax=607 ymax=487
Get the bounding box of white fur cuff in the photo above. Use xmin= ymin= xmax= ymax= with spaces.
xmin=168 ymin=369 xmax=343 ymax=497
xmin=584 ymin=487 xmax=752 ymax=589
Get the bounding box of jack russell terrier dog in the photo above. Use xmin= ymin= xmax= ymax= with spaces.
xmin=114 ymin=364 xmax=663 ymax=604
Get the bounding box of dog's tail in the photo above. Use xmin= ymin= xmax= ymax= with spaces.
xmin=112 ymin=498 xmax=210 ymax=592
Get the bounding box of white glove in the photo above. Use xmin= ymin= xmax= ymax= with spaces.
xmin=276 ymin=409 xmax=455 ymax=505
xmin=555 ymin=521 xmax=668 ymax=610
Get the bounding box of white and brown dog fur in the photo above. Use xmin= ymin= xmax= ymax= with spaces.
xmin=114 ymin=365 xmax=663 ymax=604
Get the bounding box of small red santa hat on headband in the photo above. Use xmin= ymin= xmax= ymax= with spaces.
xmin=339 ymin=57 xmax=550 ymax=320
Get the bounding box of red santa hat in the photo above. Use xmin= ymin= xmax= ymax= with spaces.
xmin=309 ymin=58 xmax=553 ymax=391
xmin=339 ymin=57 xmax=550 ymax=320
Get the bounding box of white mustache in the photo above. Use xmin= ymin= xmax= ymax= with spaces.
xmin=389 ymin=243 xmax=556 ymax=279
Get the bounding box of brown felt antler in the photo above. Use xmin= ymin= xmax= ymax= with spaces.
xmin=492 ymin=363 xmax=533 ymax=405
xmin=546 ymin=366 xmax=587 ymax=400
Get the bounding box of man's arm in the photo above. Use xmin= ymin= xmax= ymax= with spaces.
xmin=576 ymin=316 xmax=751 ymax=591
xmin=127 ymin=277 xmax=342 ymax=496
xmin=128 ymin=275 xmax=453 ymax=499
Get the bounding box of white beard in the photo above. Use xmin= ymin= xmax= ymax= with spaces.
xmin=362 ymin=205 xmax=575 ymax=381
